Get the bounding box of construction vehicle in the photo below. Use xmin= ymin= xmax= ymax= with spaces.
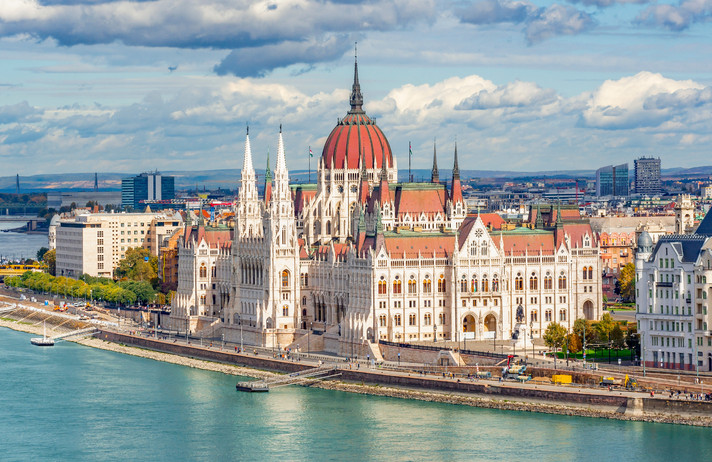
xmin=624 ymin=375 xmax=638 ymax=390
xmin=502 ymin=356 xmax=531 ymax=381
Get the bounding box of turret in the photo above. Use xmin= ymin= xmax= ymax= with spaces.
xmin=431 ymin=140 xmax=439 ymax=183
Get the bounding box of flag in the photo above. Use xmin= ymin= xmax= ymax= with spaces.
xmin=309 ymin=146 xmax=313 ymax=157
xmin=409 ymin=142 xmax=412 ymax=158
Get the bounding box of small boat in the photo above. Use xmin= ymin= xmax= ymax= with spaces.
xmin=30 ymin=322 xmax=55 ymax=347
xmin=236 ymin=382 xmax=269 ymax=392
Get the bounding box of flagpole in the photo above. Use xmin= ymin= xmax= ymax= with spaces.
xmin=308 ymin=145 xmax=311 ymax=183
xmin=408 ymin=141 xmax=412 ymax=182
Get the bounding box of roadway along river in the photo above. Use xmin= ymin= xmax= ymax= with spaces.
xmin=1 ymin=327 xmax=710 ymax=461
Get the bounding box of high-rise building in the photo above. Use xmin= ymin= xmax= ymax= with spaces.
xmin=596 ymin=163 xmax=628 ymax=197
xmin=122 ymin=172 xmax=175 ymax=210
xmin=634 ymin=157 xmax=661 ymax=195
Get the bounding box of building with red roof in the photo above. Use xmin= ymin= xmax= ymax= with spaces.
xmin=169 ymin=59 xmax=602 ymax=355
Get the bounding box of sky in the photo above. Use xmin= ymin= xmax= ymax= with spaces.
xmin=1 ymin=0 xmax=712 ymax=177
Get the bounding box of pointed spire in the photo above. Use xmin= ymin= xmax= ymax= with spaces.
xmin=275 ymin=126 xmax=287 ymax=173
xmin=265 ymin=149 xmax=272 ymax=184
xmin=535 ymin=203 xmax=543 ymax=228
xmin=349 ymin=42 xmax=364 ymax=113
xmin=431 ymin=139 xmax=440 ymax=183
xmin=242 ymin=125 xmax=254 ymax=174
xmin=452 ymin=142 xmax=460 ymax=180
xmin=556 ymin=202 xmax=563 ymax=227
xmin=380 ymin=147 xmax=388 ymax=182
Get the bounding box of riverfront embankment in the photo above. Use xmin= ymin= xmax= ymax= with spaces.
xmin=2 ymin=301 xmax=711 ymax=427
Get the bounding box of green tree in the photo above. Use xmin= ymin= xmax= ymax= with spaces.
xmin=610 ymin=324 xmax=625 ymax=348
xmin=43 ymin=249 xmax=56 ymax=276
xmin=543 ymin=322 xmax=567 ymax=351
xmin=114 ymin=248 xmax=158 ymax=282
xmin=595 ymin=312 xmax=615 ymax=342
xmin=573 ymin=318 xmax=596 ymax=346
xmin=626 ymin=323 xmax=639 ymax=353
xmin=36 ymin=247 xmax=49 ymax=261
xmin=617 ymin=262 xmax=636 ymax=302
xmin=119 ymin=280 xmax=156 ymax=304
xmin=566 ymin=332 xmax=582 ymax=354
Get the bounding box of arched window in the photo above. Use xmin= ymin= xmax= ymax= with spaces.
xmin=582 ymin=267 xmax=588 ymax=280
xmin=199 ymin=263 xmax=207 ymax=278
xmin=492 ymin=275 xmax=499 ymax=292
xmin=544 ymin=274 xmax=553 ymax=290
xmin=200 ymin=295 xmax=206 ymax=305
xmin=301 ymin=273 xmax=309 ymax=287
xmin=326 ymin=221 xmax=331 ymax=234
xmin=379 ymin=315 xmax=387 ymax=327
xmin=470 ymin=241 xmax=477 ymax=256
xmin=423 ymin=276 xmax=432 ymax=294
xmin=515 ymin=274 xmax=523 ymax=291
xmin=587 ymin=266 xmax=593 ymax=280
xmin=529 ymin=273 xmax=538 ymax=290
xmin=282 ymin=305 xmax=289 ymax=316
xmin=424 ymin=313 xmax=431 ymax=325
xmin=471 ymin=275 xmax=478 ymax=292
xmin=393 ymin=277 xmax=402 ymax=294
xmin=438 ymin=275 xmax=446 ymax=293
xmin=482 ymin=275 xmax=489 ymax=292
xmin=531 ymin=310 xmax=538 ymax=323
xmin=558 ymin=274 xmax=567 ymax=290
xmin=460 ymin=275 xmax=468 ymax=293
xmin=559 ymin=309 xmax=567 ymax=322
xmin=408 ymin=275 xmax=417 ymax=294
xmin=378 ymin=276 xmax=387 ymax=295
xmin=394 ymin=314 xmax=402 ymax=326
xmin=211 ymin=266 xmax=216 ymax=277
xmin=480 ymin=241 xmax=488 ymax=256
xmin=409 ymin=314 xmax=416 ymax=325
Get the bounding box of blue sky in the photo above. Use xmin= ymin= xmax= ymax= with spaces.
xmin=1 ymin=0 xmax=712 ymax=176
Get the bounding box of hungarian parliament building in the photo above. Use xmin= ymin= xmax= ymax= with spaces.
xmin=168 ymin=61 xmax=602 ymax=356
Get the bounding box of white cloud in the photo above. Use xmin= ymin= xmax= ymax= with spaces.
xmin=636 ymin=0 xmax=712 ymax=31
xmin=456 ymin=0 xmax=594 ymax=44
xmin=580 ymin=71 xmax=707 ymax=129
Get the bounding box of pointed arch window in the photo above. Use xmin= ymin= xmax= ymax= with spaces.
xmin=471 ymin=275 xmax=478 ymax=293
xmin=480 ymin=241 xmax=488 ymax=256
xmin=408 ymin=275 xmax=417 ymax=294
xmin=529 ymin=273 xmax=538 ymax=290
xmin=515 ymin=274 xmax=523 ymax=291
xmin=544 ymin=274 xmax=553 ymax=290
xmin=423 ymin=276 xmax=432 ymax=294
xmin=588 ymin=266 xmax=593 ymax=280
xmin=199 ymin=263 xmax=207 ymax=279
xmin=393 ymin=276 xmax=402 ymax=294
xmin=482 ymin=275 xmax=489 ymax=292
xmin=282 ymin=269 xmax=290 ymax=288
xmin=460 ymin=275 xmax=468 ymax=293
xmin=470 ymin=241 xmax=477 ymax=256
xmin=378 ymin=276 xmax=387 ymax=295
xmin=558 ymin=274 xmax=567 ymax=290
xmin=437 ymin=275 xmax=447 ymax=293
xmin=492 ymin=275 xmax=499 ymax=292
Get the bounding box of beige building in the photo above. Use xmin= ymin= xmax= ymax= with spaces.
xmin=55 ymin=212 xmax=182 ymax=278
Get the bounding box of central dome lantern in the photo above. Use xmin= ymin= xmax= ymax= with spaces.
xmin=321 ymin=56 xmax=394 ymax=171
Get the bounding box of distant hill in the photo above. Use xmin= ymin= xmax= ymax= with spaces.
xmin=3 ymin=165 xmax=709 ymax=192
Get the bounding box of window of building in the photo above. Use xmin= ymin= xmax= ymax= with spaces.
xmin=437 ymin=275 xmax=446 ymax=293
xmin=408 ymin=275 xmax=417 ymax=294
xmin=282 ymin=306 xmax=289 ymax=316
xmin=424 ymin=313 xmax=431 ymax=325
xmin=558 ymin=273 xmax=567 ymax=290
xmin=423 ymin=276 xmax=432 ymax=294
xmin=393 ymin=276 xmax=402 ymax=294
xmin=530 ymin=273 xmax=538 ymax=290
xmin=515 ymin=274 xmax=523 ymax=291
xmin=409 ymin=314 xmax=416 ymax=326
xmin=559 ymin=309 xmax=566 ymax=322
xmin=531 ymin=310 xmax=538 ymax=323
xmin=379 ymin=276 xmax=387 ymax=295
xmin=282 ymin=269 xmax=290 ymax=288
xmin=394 ymin=314 xmax=401 ymax=326
xmin=471 ymin=275 xmax=478 ymax=292
xmin=199 ymin=263 xmax=207 ymax=278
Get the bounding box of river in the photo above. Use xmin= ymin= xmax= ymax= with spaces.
xmin=0 ymin=221 xmax=48 ymax=260
xmin=0 ymin=328 xmax=710 ymax=461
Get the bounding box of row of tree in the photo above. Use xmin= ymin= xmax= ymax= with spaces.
xmin=543 ymin=313 xmax=639 ymax=354
xmin=5 ymin=271 xmax=160 ymax=305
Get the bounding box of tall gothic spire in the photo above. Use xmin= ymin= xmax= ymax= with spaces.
xmin=349 ymin=42 xmax=364 ymax=113
xmin=242 ymin=125 xmax=254 ymax=174
xmin=265 ymin=149 xmax=272 ymax=184
xmin=452 ymin=142 xmax=460 ymax=180
xmin=275 ymin=124 xmax=287 ymax=174
xmin=431 ymin=139 xmax=440 ymax=183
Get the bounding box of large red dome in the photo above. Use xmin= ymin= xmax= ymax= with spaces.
xmin=321 ymin=112 xmax=393 ymax=170
xmin=321 ymin=58 xmax=393 ymax=170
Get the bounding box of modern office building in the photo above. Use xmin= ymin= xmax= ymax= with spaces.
xmin=55 ymin=212 xmax=182 ymax=278
xmin=121 ymin=172 xmax=175 ymax=210
xmin=595 ymin=164 xmax=629 ymax=197
xmin=634 ymin=157 xmax=661 ymax=195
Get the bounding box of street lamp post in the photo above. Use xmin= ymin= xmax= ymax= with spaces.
xmin=530 ymin=320 xmax=534 ymax=361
